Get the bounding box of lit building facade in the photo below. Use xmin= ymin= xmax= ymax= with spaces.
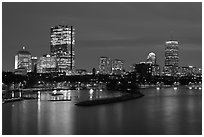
xmin=99 ymin=57 xmax=112 ymax=74
xmin=112 ymin=59 xmax=124 ymax=75
xmin=15 ymin=46 xmax=32 ymax=72
xmin=50 ymin=25 xmax=75 ymax=73
xmin=37 ymin=54 xmax=57 ymax=73
xmin=164 ymin=40 xmax=179 ymax=76
xmin=31 ymin=56 xmax=38 ymax=73
xmin=181 ymin=66 xmax=201 ymax=77
xmin=151 ymin=64 xmax=160 ymax=76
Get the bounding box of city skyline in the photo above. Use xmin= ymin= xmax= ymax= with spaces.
xmin=3 ymin=2 xmax=202 ymax=71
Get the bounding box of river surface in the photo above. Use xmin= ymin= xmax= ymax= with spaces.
xmin=2 ymin=87 xmax=202 ymax=135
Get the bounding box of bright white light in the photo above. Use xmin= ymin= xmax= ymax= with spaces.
xmin=199 ymin=87 xmax=202 ymax=90
xmin=12 ymin=92 xmax=14 ymax=98
xmin=19 ymin=92 xmax=22 ymax=98
xmin=38 ymin=91 xmax=41 ymax=100
xmin=90 ymin=95 xmax=93 ymax=100
xmin=156 ymin=87 xmax=160 ymax=90
xmin=89 ymin=89 xmax=94 ymax=95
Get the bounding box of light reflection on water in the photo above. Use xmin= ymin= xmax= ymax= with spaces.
xmin=3 ymin=87 xmax=202 ymax=135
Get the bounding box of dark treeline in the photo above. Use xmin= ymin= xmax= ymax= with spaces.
xmin=2 ymin=71 xmax=202 ymax=89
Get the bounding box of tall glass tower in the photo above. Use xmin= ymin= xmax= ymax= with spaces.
xmin=164 ymin=40 xmax=179 ymax=76
xmin=50 ymin=25 xmax=75 ymax=73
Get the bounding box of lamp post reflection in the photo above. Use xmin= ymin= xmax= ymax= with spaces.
xmin=38 ymin=91 xmax=41 ymax=100
xmin=89 ymin=89 xmax=94 ymax=100
xmin=68 ymin=90 xmax=71 ymax=100
xmin=12 ymin=91 xmax=14 ymax=98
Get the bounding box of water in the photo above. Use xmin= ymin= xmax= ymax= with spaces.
xmin=2 ymin=87 xmax=202 ymax=135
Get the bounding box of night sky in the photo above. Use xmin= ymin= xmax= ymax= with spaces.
xmin=2 ymin=2 xmax=202 ymax=72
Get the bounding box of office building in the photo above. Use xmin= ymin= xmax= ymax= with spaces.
xmin=50 ymin=25 xmax=75 ymax=73
xmin=14 ymin=46 xmax=32 ymax=73
xmin=99 ymin=57 xmax=112 ymax=74
xmin=37 ymin=54 xmax=57 ymax=73
xmin=151 ymin=64 xmax=160 ymax=76
xmin=181 ymin=66 xmax=201 ymax=77
xmin=164 ymin=40 xmax=179 ymax=76
xmin=31 ymin=56 xmax=38 ymax=73
xmin=112 ymin=59 xmax=124 ymax=75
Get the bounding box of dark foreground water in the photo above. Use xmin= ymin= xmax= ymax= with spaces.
xmin=2 ymin=87 xmax=202 ymax=135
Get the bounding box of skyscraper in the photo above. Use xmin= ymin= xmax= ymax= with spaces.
xmin=99 ymin=57 xmax=112 ymax=74
xmin=163 ymin=40 xmax=179 ymax=76
xmin=50 ymin=25 xmax=75 ymax=73
xmin=15 ymin=46 xmax=32 ymax=72
xmin=31 ymin=56 xmax=38 ymax=73
xmin=112 ymin=59 xmax=124 ymax=75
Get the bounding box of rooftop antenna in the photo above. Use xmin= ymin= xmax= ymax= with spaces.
xmin=170 ymin=30 xmax=174 ymax=40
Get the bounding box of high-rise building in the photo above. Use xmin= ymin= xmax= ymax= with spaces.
xmin=112 ymin=59 xmax=124 ymax=75
xmin=37 ymin=54 xmax=57 ymax=73
xmin=50 ymin=25 xmax=75 ymax=73
xmin=31 ymin=56 xmax=38 ymax=73
xmin=15 ymin=46 xmax=32 ymax=72
xmin=164 ymin=40 xmax=179 ymax=76
xmin=99 ymin=57 xmax=112 ymax=74
xmin=146 ymin=52 xmax=156 ymax=65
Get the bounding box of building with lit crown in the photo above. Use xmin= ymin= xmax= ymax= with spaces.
xmin=147 ymin=52 xmax=156 ymax=65
xmin=15 ymin=46 xmax=32 ymax=73
xmin=145 ymin=52 xmax=160 ymax=76
xmin=50 ymin=25 xmax=75 ymax=73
